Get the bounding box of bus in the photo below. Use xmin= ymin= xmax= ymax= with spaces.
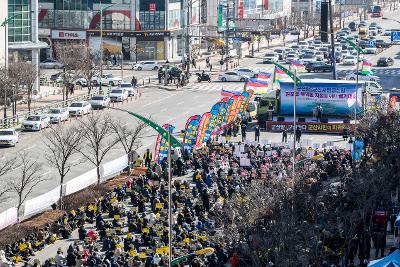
xmin=372 ymin=5 xmax=383 ymax=17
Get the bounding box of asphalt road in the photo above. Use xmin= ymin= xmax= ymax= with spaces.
xmin=1 ymin=9 xmax=400 ymax=213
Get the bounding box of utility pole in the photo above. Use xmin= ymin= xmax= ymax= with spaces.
xmin=328 ymin=0 xmax=337 ymax=80
xmin=185 ymin=0 xmax=191 ymax=75
xmin=225 ymin=2 xmax=230 ymax=71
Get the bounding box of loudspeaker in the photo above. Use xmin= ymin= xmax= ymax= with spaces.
xmin=343 ymin=119 xmax=350 ymax=123
xmin=321 ymin=118 xmax=328 ymax=123
xmin=298 ymin=117 xmax=306 ymax=122
xmin=320 ymin=1 xmax=329 ymax=43
xmin=277 ymin=117 xmax=285 ymax=122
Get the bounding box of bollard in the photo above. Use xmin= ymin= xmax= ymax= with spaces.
xmin=148 ymin=78 xmax=151 ymax=84
xmin=143 ymin=80 xmax=145 ymax=86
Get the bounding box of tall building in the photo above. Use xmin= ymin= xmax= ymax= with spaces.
xmin=8 ymin=0 xmax=47 ymax=90
xmin=38 ymin=0 xmax=187 ymax=61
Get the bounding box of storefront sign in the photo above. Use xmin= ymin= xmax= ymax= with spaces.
xmin=87 ymin=30 xmax=170 ymax=38
xmin=51 ymin=30 xmax=86 ymax=40
xmin=266 ymin=121 xmax=353 ymax=134
xmin=149 ymin=3 xmax=157 ymax=11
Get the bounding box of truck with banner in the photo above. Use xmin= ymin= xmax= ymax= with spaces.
xmin=279 ymin=79 xmax=366 ymax=117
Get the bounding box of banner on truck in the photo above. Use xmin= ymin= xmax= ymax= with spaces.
xmin=280 ymin=82 xmax=363 ymax=116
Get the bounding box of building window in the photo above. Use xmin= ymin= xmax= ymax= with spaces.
xmin=8 ymin=0 xmax=32 ymax=43
xmin=139 ymin=11 xmax=165 ymax=30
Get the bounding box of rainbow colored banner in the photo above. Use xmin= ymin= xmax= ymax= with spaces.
xmin=227 ymin=95 xmax=241 ymax=125
xmin=154 ymin=124 xmax=174 ymax=164
xmin=195 ymin=112 xmax=212 ymax=149
xmin=361 ymin=60 xmax=373 ymax=74
xmin=232 ymin=95 xmax=245 ymax=122
xmin=183 ymin=115 xmax=201 ymax=152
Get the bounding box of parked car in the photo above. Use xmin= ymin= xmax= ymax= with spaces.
xmin=40 ymin=59 xmax=63 ymax=69
xmin=377 ymin=57 xmax=394 ymax=67
xmin=263 ymin=53 xmax=279 ymax=63
xmin=346 ymin=72 xmax=380 ymax=82
xmin=368 ymin=26 xmax=378 ymax=36
xmin=22 ymin=114 xmax=50 ymax=131
xmin=47 ymin=108 xmax=69 ymax=123
xmin=342 ymin=56 xmax=357 ymax=65
xmin=384 ymin=29 xmax=392 ymax=36
xmin=119 ymin=82 xmax=135 ymax=96
xmin=91 ymin=74 xmax=122 ymax=86
xmin=301 ymin=54 xmax=317 ymax=64
xmin=68 ymin=101 xmax=91 ymax=116
xmin=218 ymin=71 xmax=249 ymax=82
xmin=89 ymin=95 xmax=111 ymax=109
xmin=109 ymin=89 xmax=129 ymax=102
xmin=375 ymin=39 xmax=391 ymax=48
xmin=273 ymin=48 xmax=285 ymax=60
xmin=132 ymin=61 xmax=160 ymax=71
xmin=235 ymin=68 xmax=257 ymax=78
xmin=305 ymin=62 xmax=333 ymax=72
xmin=364 ymin=47 xmax=377 ymax=54
xmin=285 ymin=54 xmax=298 ymax=64
xmin=0 ymin=129 xmax=18 ymax=147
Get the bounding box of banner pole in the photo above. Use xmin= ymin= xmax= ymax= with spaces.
xmin=168 ymin=125 xmax=172 ymax=267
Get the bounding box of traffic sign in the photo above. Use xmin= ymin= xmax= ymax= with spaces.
xmin=368 ymin=40 xmax=376 ymax=48
xmin=391 ymin=31 xmax=400 ymax=42
xmin=232 ymin=37 xmax=242 ymax=43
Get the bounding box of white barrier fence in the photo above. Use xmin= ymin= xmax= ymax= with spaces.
xmin=0 ymin=154 xmax=129 ymax=231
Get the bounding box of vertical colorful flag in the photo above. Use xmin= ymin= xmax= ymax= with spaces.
xmin=273 ymin=66 xmax=287 ymax=82
xmin=221 ymin=89 xmax=241 ymax=98
xmin=214 ymin=100 xmax=228 ymax=135
xmin=243 ymin=89 xmax=254 ymax=114
xmin=361 ymin=60 xmax=372 ymax=74
xmin=154 ymin=124 xmax=175 ymax=164
xmin=227 ymin=95 xmax=241 ymax=125
xmin=239 ymin=91 xmax=250 ymax=117
xmin=218 ymin=97 xmax=234 ymax=133
xmin=195 ymin=112 xmax=212 ymax=149
xmin=204 ymin=103 xmax=221 ymax=143
xmin=182 ymin=115 xmax=201 ymax=152
xmin=257 ymin=72 xmax=272 ymax=81
xmin=232 ymin=95 xmax=245 ymax=121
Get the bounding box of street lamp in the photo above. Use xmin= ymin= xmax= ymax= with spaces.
xmin=340 ymin=37 xmax=365 ymax=123
xmin=97 ymin=2 xmax=116 ymax=94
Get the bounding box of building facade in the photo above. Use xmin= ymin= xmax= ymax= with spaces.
xmin=38 ymin=0 xmax=188 ymax=61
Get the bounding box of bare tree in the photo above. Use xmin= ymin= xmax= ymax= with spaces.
xmin=77 ymin=45 xmax=100 ymax=96
xmin=7 ymin=152 xmax=44 ymax=220
xmin=111 ymin=119 xmax=148 ymax=174
xmin=43 ymin=125 xmax=82 ymax=208
xmin=0 ymin=66 xmax=11 ymax=119
xmin=8 ymin=62 xmax=37 ymax=114
xmin=78 ymin=113 xmax=119 ymax=184
xmin=54 ymin=42 xmax=87 ymax=101
xmin=0 ymin=156 xmax=18 ymax=201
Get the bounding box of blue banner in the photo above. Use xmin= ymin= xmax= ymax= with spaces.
xmin=279 ymin=81 xmax=363 ymax=116
xmin=352 ymin=140 xmax=364 ymax=161
xmin=157 ymin=125 xmax=175 ymax=164
xmin=204 ymin=103 xmax=221 ymax=143
xmin=183 ymin=115 xmax=201 ymax=152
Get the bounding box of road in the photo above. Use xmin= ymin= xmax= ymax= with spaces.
xmin=0 ymin=9 xmax=399 ymax=213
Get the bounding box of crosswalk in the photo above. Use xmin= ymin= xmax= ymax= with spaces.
xmin=187 ymin=82 xmax=245 ymax=93
xmin=337 ymin=68 xmax=400 ymax=76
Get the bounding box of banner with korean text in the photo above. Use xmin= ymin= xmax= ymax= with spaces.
xmin=204 ymin=103 xmax=221 ymax=143
xmin=183 ymin=115 xmax=201 ymax=152
xmin=154 ymin=124 xmax=174 ymax=164
xmin=195 ymin=112 xmax=212 ymax=149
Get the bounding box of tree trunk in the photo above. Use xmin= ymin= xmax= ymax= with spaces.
xmin=58 ymin=174 xmax=64 ymax=209
xmin=96 ymin=165 xmax=101 ymax=185
xmin=27 ymin=87 xmax=32 ymax=113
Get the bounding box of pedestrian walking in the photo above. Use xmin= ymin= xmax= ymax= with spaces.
xmin=209 ymin=64 xmax=213 ymax=72
xmin=112 ymin=55 xmax=117 ymax=66
xmin=282 ymin=127 xmax=288 ymax=143
xmin=254 ymin=125 xmax=260 ymax=142
xmin=241 ymin=123 xmax=247 ymax=141
xmin=143 ymin=148 xmax=152 ymax=168
xmin=295 ymin=127 xmax=302 ymax=143
xmin=131 ymin=76 xmax=137 ymax=87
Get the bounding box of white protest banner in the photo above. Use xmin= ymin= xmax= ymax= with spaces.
xmin=0 ymin=207 xmax=17 ymax=230
xmin=24 ymin=186 xmax=61 ymax=217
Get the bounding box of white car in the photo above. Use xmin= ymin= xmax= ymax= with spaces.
xmin=91 ymin=74 xmax=122 ymax=86
xmin=301 ymin=54 xmax=317 ymax=63
xmin=47 ymin=108 xmax=69 ymax=123
xmin=40 ymin=59 xmax=63 ymax=69
xmin=315 ymin=52 xmax=325 ymax=61
xmin=369 ymin=26 xmax=378 ymax=36
xmin=22 ymin=114 xmax=50 ymax=131
xmin=218 ymin=71 xmax=249 ymax=82
xmin=109 ymin=89 xmax=129 ymax=102
xmin=342 ymin=56 xmax=357 ymax=65
xmin=119 ymin=82 xmax=135 ymax=96
xmin=263 ymin=53 xmax=279 ymax=63
xmin=234 ymin=68 xmax=257 ymax=78
xmin=346 ymin=72 xmax=380 ymax=82
xmin=89 ymin=95 xmax=111 ymax=109
xmin=364 ymin=47 xmax=377 ymax=54
xmin=0 ymin=129 xmax=18 ymax=147
xmin=132 ymin=61 xmax=159 ymax=71
xmin=285 ymin=54 xmax=298 ymax=64
xmin=68 ymin=101 xmax=91 ymax=116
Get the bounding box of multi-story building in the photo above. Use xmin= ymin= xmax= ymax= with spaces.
xmin=38 ymin=0 xmax=189 ymax=61
xmin=7 ymin=0 xmax=46 ymax=90
xmin=0 ymin=1 xmax=8 ymax=66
